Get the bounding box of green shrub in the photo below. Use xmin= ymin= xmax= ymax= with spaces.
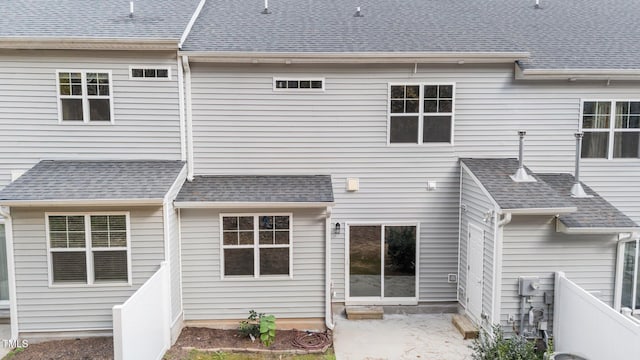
xmin=238 ymin=310 xmax=277 ymax=347
xmin=471 ymin=324 xmax=540 ymax=360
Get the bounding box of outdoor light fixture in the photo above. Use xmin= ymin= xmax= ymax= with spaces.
xmin=334 ymin=222 xmax=341 ymax=234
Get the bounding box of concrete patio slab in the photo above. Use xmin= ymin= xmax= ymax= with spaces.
xmin=333 ymin=313 xmax=474 ymax=360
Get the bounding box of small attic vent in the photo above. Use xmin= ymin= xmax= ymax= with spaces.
xmin=130 ymin=67 xmax=170 ymax=80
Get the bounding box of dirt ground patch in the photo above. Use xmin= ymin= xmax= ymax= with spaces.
xmin=4 ymin=337 xmax=113 ymax=360
xmin=163 ymin=327 xmax=332 ymax=360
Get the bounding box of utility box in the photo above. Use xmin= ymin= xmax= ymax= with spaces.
xmin=518 ymin=276 xmax=541 ymax=296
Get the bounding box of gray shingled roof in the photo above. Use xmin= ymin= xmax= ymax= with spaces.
xmin=462 ymin=158 xmax=638 ymax=229
xmin=181 ymin=0 xmax=640 ymax=70
xmin=0 ymin=160 xmax=185 ymax=202
xmin=0 ymin=0 xmax=201 ymax=39
xmin=176 ymin=175 xmax=334 ymax=203
xmin=538 ymin=174 xmax=638 ymax=229
xmin=461 ymin=158 xmax=572 ymax=211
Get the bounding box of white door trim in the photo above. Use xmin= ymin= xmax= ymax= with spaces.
xmin=345 ymin=221 xmax=420 ymax=305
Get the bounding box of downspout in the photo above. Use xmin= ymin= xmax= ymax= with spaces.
xmin=325 ymin=206 xmax=335 ymax=330
xmin=181 ymin=56 xmax=195 ymax=181
xmin=177 ymin=56 xmax=187 ymax=162
xmin=0 ymin=207 xmax=18 ymax=341
xmin=492 ymin=211 xmax=511 ymax=326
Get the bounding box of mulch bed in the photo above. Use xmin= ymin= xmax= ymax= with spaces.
xmin=5 ymin=337 xmax=113 ymax=360
xmin=164 ymin=327 xmax=332 ymax=359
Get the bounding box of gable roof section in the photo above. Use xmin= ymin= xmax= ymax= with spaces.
xmin=175 ymin=175 xmax=334 ymax=208
xmin=461 ymin=158 xmax=639 ymax=233
xmin=538 ymin=173 xmax=638 ymax=232
xmin=0 ymin=160 xmax=186 ymax=206
xmin=0 ymin=0 xmax=202 ymax=49
xmin=180 ymin=0 xmax=640 ymax=72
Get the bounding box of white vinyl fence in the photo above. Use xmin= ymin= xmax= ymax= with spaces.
xmin=113 ymin=262 xmax=171 ymax=360
xmin=553 ymin=271 xmax=640 ymax=360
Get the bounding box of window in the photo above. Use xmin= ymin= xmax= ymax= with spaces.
xmin=581 ymin=100 xmax=640 ymax=159
xmin=47 ymin=213 xmax=130 ymax=285
xmin=389 ymin=84 xmax=454 ymax=144
xmin=130 ymin=67 xmax=170 ymax=79
xmin=221 ymin=214 xmax=292 ymax=278
xmin=57 ymin=71 xmax=113 ymax=123
xmin=274 ymin=78 xmax=324 ymax=91
xmin=620 ymin=239 xmax=640 ymax=313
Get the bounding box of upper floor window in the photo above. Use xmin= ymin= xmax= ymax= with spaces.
xmin=130 ymin=67 xmax=170 ymax=79
xmin=221 ymin=214 xmax=292 ymax=278
xmin=581 ymin=100 xmax=640 ymax=159
xmin=389 ymin=84 xmax=454 ymax=144
xmin=47 ymin=213 xmax=130 ymax=286
xmin=273 ymin=78 xmax=324 ymax=91
xmin=57 ymin=71 xmax=113 ymax=123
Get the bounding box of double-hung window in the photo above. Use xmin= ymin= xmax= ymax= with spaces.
xmin=47 ymin=213 xmax=130 ymax=285
xmin=57 ymin=71 xmax=113 ymax=123
xmin=581 ymin=100 xmax=640 ymax=159
xmin=221 ymin=214 xmax=292 ymax=278
xmin=389 ymin=84 xmax=454 ymax=144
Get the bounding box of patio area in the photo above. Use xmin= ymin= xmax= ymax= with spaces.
xmin=333 ymin=313 xmax=474 ymax=360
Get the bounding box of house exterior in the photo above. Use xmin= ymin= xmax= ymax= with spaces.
xmin=1 ymin=0 xmax=640 ymax=357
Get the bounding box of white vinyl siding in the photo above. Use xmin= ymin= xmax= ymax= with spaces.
xmin=459 ymin=167 xmax=496 ymax=324
xmin=188 ymin=63 xmax=640 ymax=305
xmin=0 ymin=50 xmax=182 ymax=189
xmin=180 ymin=208 xmax=325 ymax=320
xmin=12 ymin=206 xmax=165 ymax=332
xmin=500 ymin=215 xmax=617 ymax=337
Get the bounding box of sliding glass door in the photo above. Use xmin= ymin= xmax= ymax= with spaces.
xmin=348 ymin=224 xmax=417 ymax=303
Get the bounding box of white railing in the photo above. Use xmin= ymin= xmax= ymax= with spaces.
xmin=113 ymin=262 xmax=171 ymax=360
xmin=554 ymin=271 xmax=640 ymax=360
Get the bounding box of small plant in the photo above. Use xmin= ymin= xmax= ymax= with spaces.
xmin=238 ymin=310 xmax=262 ymax=340
xmin=259 ymin=314 xmax=276 ymax=347
xmin=238 ymin=310 xmax=277 ymax=347
xmin=471 ymin=324 xmax=540 ymax=360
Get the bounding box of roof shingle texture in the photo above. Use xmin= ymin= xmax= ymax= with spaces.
xmin=461 ymin=158 xmax=572 ymax=210
xmin=176 ymin=175 xmax=334 ymax=203
xmin=0 ymin=0 xmax=201 ymax=39
xmin=462 ymin=158 xmax=638 ymax=229
xmin=538 ymin=173 xmax=638 ymax=229
xmin=181 ymin=0 xmax=640 ymax=70
xmin=0 ymin=160 xmax=185 ymax=201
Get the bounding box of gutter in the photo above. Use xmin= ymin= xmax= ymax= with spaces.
xmin=515 ymin=63 xmax=640 ymax=81
xmin=179 ymin=51 xmax=530 ymax=64
xmin=0 ymin=37 xmax=178 ymax=50
xmin=174 ymin=201 xmax=336 ymax=209
xmin=0 ymin=199 xmax=164 ymax=207
xmin=325 ymin=207 xmax=335 ymax=330
xmin=0 ymin=207 xmax=19 ymax=341
xmin=501 ymin=207 xmax=576 ymax=215
xmin=556 ymin=221 xmax=640 ymax=235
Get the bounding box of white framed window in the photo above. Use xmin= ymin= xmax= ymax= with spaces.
xmin=56 ymin=70 xmax=114 ymax=123
xmin=220 ymin=213 xmax=292 ymax=279
xmin=580 ymin=100 xmax=640 ymax=159
xmin=273 ymin=78 xmax=324 ymax=91
xmin=388 ymin=83 xmax=455 ymax=144
xmin=129 ymin=66 xmax=171 ymax=80
xmin=617 ymin=239 xmax=640 ymax=314
xmin=46 ymin=212 xmax=131 ymax=286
